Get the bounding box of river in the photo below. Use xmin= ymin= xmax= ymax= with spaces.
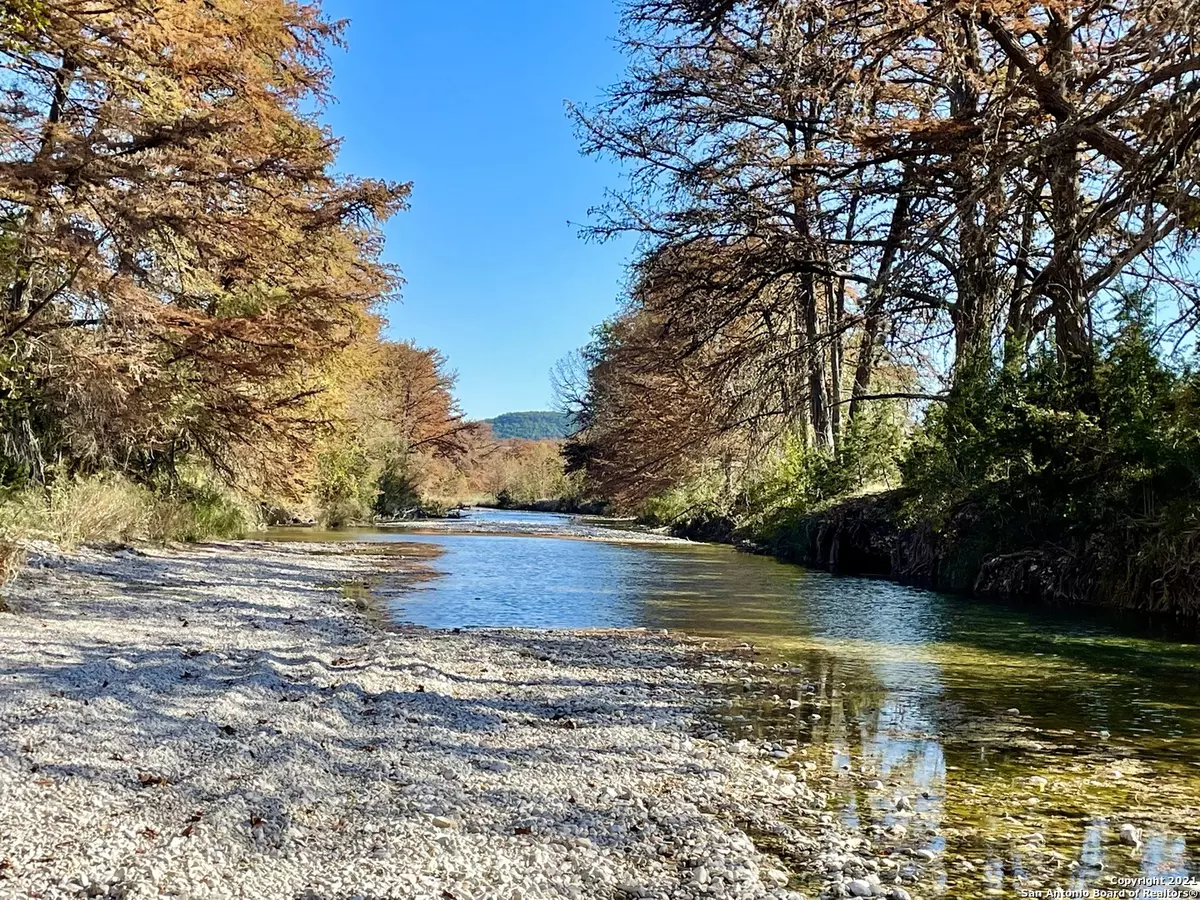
xmin=263 ymin=508 xmax=1200 ymax=899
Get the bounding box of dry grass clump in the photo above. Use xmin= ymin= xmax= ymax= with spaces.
xmin=0 ymin=473 xmax=260 ymax=550
xmin=0 ymin=540 xmax=27 ymax=611
xmin=0 ymin=539 xmax=25 ymax=581
xmin=0 ymin=476 xmax=151 ymax=548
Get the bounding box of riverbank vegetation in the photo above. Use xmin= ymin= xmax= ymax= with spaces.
xmin=0 ymin=1 xmax=484 ymax=543
xmin=564 ymin=0 xmax=1200 ymax=614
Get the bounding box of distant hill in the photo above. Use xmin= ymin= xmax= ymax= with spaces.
xmin=485 ymin=411 xmax=572 ymax=441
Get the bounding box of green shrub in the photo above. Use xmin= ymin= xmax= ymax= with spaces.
xmin=898 ymin=294 xmax=1200 ymax=610
xmin=148 ymin=471 xmax=258 ymax=542
xmin=741 ymin=403 xmax=908 ymax=531
xmin=638 ymin=465 xmax=727 ymax=525
xmin=373 ymin=460 xmax=422 ymax=519
xmin=903 ymin=300 xmax=1200 ymax=530
xmin=314 ymin=443 xmax=375 ymax=527
xmin=743 ymin=434 xmax=848 ymax=524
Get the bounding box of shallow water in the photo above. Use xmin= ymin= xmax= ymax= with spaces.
xmin=261 ymin=510 xmax=1200 ymax=898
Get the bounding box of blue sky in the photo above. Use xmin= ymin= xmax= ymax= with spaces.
xmin=320 ymin=0 xmax=633 ymax=420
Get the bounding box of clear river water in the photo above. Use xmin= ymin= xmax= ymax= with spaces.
xmin=263 ymin=508 xmax=1200 ymax=899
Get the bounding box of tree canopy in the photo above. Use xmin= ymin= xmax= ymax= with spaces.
xmin=0 ymin=0 xmax=408 ymax=491
xmin=568 ymin=0 xmax=1200 ymax=506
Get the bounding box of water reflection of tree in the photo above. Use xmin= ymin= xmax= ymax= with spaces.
xmin=732 ymin=642 xmax=1200 ymax=898
xmin=633 ymin=546 xmax=1200 ymax=895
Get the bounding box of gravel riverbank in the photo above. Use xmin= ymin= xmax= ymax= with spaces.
xmin=0 ymin=541 xmax=884 ymax=900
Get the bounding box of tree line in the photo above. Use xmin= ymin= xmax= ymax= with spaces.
xmin=563 ymin=0 xmax=1200 ymax=611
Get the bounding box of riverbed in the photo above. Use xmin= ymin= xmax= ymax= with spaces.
xmin=0 ymin=539 xmax=824 ymax=900
xmin=268 ymin=508 xmax=1200 ymax=899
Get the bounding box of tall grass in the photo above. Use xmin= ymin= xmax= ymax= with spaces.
xmin=0 ymin=472 xmax=260 ymax=550
xmin=0 ymin=539 xmax=25 ymax=584
xmin=0 ymin=475 xmax=150 ymax=546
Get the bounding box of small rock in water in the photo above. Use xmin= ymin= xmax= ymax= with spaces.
xmin=894 ymin=796 xmax=913 ymax=812
xmin=1006 ymin=708 xmax=1021 ymax=715
xmin=846 ymin=878 xmax=875 ymax=897
xmin=888 ymin=888 xmax=912 ymax=900
xmin=1119 ymin=823 xmax=1141 ymax=847
xmin=765 ymin=869 xmax=789 ymax=887
xmin=1028 ymin=775 xmax=1048 ymax=791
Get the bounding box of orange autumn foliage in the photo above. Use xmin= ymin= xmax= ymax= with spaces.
xmin=0 ymin=0 xmax=408 ymax=491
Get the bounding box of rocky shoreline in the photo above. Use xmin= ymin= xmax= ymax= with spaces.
xmin=0 ymin=540 xmax=901 ymax=900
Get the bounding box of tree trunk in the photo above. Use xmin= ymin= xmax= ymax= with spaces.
xmin=805 ymin=265 xmax=832 ymax=450
xmin=850 ymin=175 xmax=912 ymax=422
xmin=829 ymin=274 xmax=843 ymax=452
xmin=947 ymin=14 xmax=997 ymax=372
xmin=785 ymin=112 xmax=832 ymax=450
xmin=7 ymin=54 xmax=76 ymax=321
xmin=1044 ymin=11 xmax=1091 ymax=369
xmin=831 ymin=186 xmax=861 ymax=449
xmin=1003 ymin=172 xmax=1043 ymax=366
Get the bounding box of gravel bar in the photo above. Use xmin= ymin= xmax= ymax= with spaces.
xmin=374 ymin=517 xmax=685 ymax=544
xmin=0 ymin=541 xmax=872 ymax=900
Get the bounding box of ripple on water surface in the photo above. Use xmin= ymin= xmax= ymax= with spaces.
xmin=263 ymin=510 xmax=1200 ymax=899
